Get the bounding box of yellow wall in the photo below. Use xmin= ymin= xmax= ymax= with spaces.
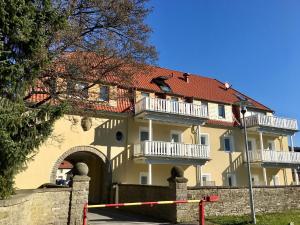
xmin=15 ymin=111 xmax=294 ymax=190
xmin=15 ymin=115 xmax=128 ymax=189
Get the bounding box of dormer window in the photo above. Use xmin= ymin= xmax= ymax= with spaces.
xmin=99 ymin=86 xmax=109 ymax=102
xmin=67 ymin=80 xmax=88 ymax=98
xmin=141 ymin=92 xmax=150 ymax=98
xmin=151 ymin=76 xmax=172 ymax=93
xmin=171 ymin=97 xmax=179 ymax=102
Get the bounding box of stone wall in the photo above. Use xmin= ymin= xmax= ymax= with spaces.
xmin=185 ymin=186 xmax=300 ymax=222
xmin=0 ymin=188 xmax=71 ymax=225
xmin=0 ymin=174 xmax=90 ymax=225
xmin=115 ymin=184 xmax=176 ymax=222
xmin=116 ymin=182 xmax=300 ymax=223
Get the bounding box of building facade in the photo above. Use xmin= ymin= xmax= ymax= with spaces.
xmin=15 ymin=66 xmax=299 ymax=203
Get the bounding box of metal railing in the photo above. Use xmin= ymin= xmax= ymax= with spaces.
xmin=134 ymin=141 xmax=210 ymax=159
xmin=244 ymin=114 xmax=298 ymax=130
xmin=135 ymin=97 xmax=209 ymax=118
xmin=247 ymin=150 xmax=300 ymax=164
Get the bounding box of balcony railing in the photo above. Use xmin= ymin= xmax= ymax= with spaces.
xmin=135 ymin=97 xmax=209 ymax=118
xmin=134 ymin=141 xmax=210 ymax=159
xmin=244 ymin=114 xmax=298 ymax=131
xmin=247 ymin=150 xmax=300 ymax=164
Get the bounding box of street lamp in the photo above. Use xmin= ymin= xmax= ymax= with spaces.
xmin=237 ymin=99 xmax=257 ymax=224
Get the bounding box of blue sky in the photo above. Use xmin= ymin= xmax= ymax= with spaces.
xmin=146 ymin=0 xmax=300 ymax=146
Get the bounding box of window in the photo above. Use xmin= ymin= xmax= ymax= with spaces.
xmin=141 ymin=92 xmax=149 ymax=98
xmin=151 ymin=76 xmax=172 ymax=93
xmin=227 ymin=173 xmax=236 ymax=187
xmin=139 ymin=172 xmax=148 ymax=185
xmin=247 ymin=139 xmax=256 ymax=151
xmin=116 ymin=131 xmax=123 ymax=142
xmin=67 ymin=81 xmax=88 ymax=98
xmin=224 ymin=136 xmax=234 ymax=152
xmin=140 ymin=128 xmax=149 ymax=142
xmin=218 ymin=104 xmax=226 ymax=118
xmin=170 ymin=131 xmax=182 ymax=143
xmin=251 ymin=175 xmax=260 ymax=185
xmin=201 ymin=173 xmax=212 ymax=186
xmin=99 ymin=86 xmax=109 ymax=101
xmin=170 ymin=97 xmax=179 ymax=102
xmin=267 ymin=141 xmax=275 ymax=151
xmin=200 ymin=134 xmax=209 ymax=146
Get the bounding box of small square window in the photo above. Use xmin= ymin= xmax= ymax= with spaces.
xmin=140 ymin=130 xmax=149 ymax=142
xmin=218 ymin=104 xmax=226 ymax=118
xmin=140 ymin=173 xmax=148 ymax=185
xmin=99 ymin=86 xmax=109 ymax=101
xmin=200 ymin=134 xmax=209 ymax=146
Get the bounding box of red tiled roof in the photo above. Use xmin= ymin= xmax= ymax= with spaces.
xmin=29 ymin=63 xmax=272 ymax=116
xmin=132 ymin=66 xmax=272 ymax=112
xmin=59 ymin=160 xmax=73 ymax=169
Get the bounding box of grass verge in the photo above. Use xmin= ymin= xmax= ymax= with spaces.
xmin=206 ymin=210 xmax=300 ymax=225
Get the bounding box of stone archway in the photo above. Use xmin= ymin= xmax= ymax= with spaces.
xmin=51 ymin=146 xmax=111 ymax=203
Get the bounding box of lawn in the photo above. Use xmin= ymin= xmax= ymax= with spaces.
xmin=206 ymin=210 xmax=300 ymax=225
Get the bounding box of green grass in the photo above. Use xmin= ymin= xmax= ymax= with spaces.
xmin=206 ymin=210 xmax=300 ymax=225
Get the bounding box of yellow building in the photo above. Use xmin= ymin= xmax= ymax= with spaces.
xmin=15 ymin=66 xmax=299 ymax=203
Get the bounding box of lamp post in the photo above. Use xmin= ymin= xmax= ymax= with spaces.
xmin=241 ymin=106 xmax=257 ymax=224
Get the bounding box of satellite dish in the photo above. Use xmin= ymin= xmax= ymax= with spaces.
xmin=224 ymin=82 xmax=231 ymax=90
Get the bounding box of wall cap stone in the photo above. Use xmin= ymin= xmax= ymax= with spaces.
xmin=188 ymin=185 xmax=300 ymax=190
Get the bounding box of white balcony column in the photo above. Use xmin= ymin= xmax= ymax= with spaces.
xmin=197 ymin=125 xmax=201 ymax=144
xmin=196 ymin=165 xmax=203 ymax=186
xmin=149 ymin=119 xmax=153 ymax=141
xmin=290 ymin=135 xmax=299 ymax=185
xmin=259 ymin=131 xmax=268 ymax=186
xmin=148 ymin=163 xmax=152 ymax=185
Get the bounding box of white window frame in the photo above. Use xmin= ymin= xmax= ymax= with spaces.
xmin=267 ymin=140 xmax=276 ymax=151
xmin=139 ymin=127 xmax=149 ymax=142
xmin=251 ymin=174 xmax=260 ymax=185
xmin=218 ymin=104 xmax=226 ymax=119
xmin=247 ymin=138 xmax=257 ymax=151
xmin=170 ymin=130 xmax=182 ymax=143
xmin=201 ymin=173 xmax=212 ymax=185
xmin=139 ymin=172 xmax=148 ymax=185
xmin=199 ymin=133 xmax=210 ymax=146
xmin=223 ymin=135 xmax=235 ymax=152
xmin=99 ymin=85 xmax=109 ymax=102
xmin=227 ymin=173 xmax=236 ymax=187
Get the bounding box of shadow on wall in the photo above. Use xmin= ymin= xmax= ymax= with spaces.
xmin=222 ymin=154 xmax=244 ymax=186
xmin=91 ymin=118 xmax=127 ymax=148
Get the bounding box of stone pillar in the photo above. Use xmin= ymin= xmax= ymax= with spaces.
xmin=168 ymin=167 xmax=188 ymax=223
xmin=69 ymin=163 xmax=90 ymax=225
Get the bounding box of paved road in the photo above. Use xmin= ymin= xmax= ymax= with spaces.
xmin=88 ymin=208 xmax=173 ymax=225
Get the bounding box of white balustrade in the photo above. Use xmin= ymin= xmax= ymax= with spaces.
xmin=134 ymin=141 xmax=210 ymax=159
xmin=246 ymin=150 xmax=300 ymax=164
xmin=244 ymin=114 xmax=298 ymax=131
xmin=135 ymin=97 xmax=209 ymax=118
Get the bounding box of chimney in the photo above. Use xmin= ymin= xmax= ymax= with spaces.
xmin=183 ymin=73 xmax=190 ymax=83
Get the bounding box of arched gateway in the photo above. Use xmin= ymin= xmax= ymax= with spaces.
xmin=50 ymin=146 xmax=111 ymax=203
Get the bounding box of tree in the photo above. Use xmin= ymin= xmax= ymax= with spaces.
xmin=0 ymin=0 xmax=156 ymax=199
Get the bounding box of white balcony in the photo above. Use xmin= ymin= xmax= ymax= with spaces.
xmin=244 ymin=114 xmax=298 ymax=133
xmin=134 ymin=141 xmax=210 ymax=163
xmin=247 ymin=150 xmax=300 ymax=167
xmin=134 ymin=97 xmax=209 ymax=125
